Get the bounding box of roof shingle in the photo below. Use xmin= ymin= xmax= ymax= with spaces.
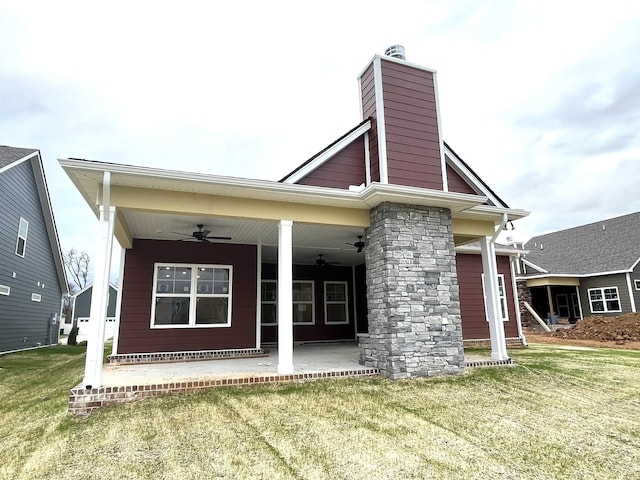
xmin=523 ymin=212 xmax=640 ymax=275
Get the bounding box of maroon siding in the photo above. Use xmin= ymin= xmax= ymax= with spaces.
xmin=446 ymin=164 xmax=477 ymax=195
xmin=261 ymin=263 xmax=356 ymax=343
xmin=381 ymin=59 xmax=443 ymax=190
xmin=118 ymin=239 xmax=257 ymax=354
xmin=359 ymin=63 xmax=379 ymax=182
xmin=457 ymin=253 xmax=519 ymax=340
xmin=296 ymin=138 xmax=366 ymax=189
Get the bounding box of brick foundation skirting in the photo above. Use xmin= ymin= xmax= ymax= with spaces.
xmin=107 ymin=348 xmax=268 ymax=365
xmin=68 ymin=368 xmax=380 ymax=417
xmin=464 ymin=358 xmax=515 ymax=368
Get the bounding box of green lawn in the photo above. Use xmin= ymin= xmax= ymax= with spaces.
xmin=1 ymin=344 xmax=639 ymax=479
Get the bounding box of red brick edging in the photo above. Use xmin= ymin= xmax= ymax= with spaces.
xmin=68 ymin=368 xmax=380 ymax=417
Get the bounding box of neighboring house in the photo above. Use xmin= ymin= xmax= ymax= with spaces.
xmin=0 ymin=146 xmax=68 ymax=354
xmin=516 ymin=212 xmax=640 ymax=323
xmin=60 ymin=47 xmax=529 ymax=389
xmin=63 ymin=283 xmax=118 ymax=337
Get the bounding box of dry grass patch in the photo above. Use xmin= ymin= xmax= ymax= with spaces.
xmin=1 ymin=344 xmax=639 ymax=479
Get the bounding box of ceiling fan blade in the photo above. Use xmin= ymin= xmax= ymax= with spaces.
xmin=205 ymin=236 xmax=232 ymax=240
xmin=171 ymin=231 xmax=193 ymax=237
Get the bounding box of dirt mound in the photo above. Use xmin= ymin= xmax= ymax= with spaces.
xmin=524 ymin=313 xmax=640 ymax=350
xmin=552 ymin=313 xmax=640 ymax=343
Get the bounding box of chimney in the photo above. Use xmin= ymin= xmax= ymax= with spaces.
xmin=358 ymin=46 xmax=445 ymax=190
xmin=384 ymin=45 xmax=406 ymax=60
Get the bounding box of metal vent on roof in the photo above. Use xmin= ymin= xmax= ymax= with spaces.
xmin=385 ymin=45 xmax=405 ymax=60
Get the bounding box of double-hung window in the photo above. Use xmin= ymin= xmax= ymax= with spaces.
xmin=15 ymin=218 xmax=28 ymax=257
xmin=152 ymin=264 xmax=232 ymax=328
xmin=261 ymin=280 xmax=277 ymax=325
xmin=588 ymin=287 xmax=621 ymax=313
xmin=293 ymin=281 xmax=314 ymax=324
xmin=324 ymin=281 xmax=349 ymax=324
xmin=481 ymin=273 xmax=509 ymax=321
xmin=261 ymin=280 xmax=314 ymax=325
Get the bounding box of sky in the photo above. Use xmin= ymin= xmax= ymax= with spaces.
xmin=2 ymin=0 xmax=640 ymax=273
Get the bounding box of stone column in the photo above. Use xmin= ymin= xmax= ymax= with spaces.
xmin=360 ymin=202 xmax=464 ymax=378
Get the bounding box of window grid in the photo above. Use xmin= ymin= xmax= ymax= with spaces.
xmin=324 ymin=281 xmax=349 ymax=325
xmin=261 ymin=280 xmax=277 ymax=325
xmin=588 ymin=287 xmax=621 ymax=313
xmin=151 ymin=263 xmax=233 ymax=328
xmin=481 ymin=273 xmax=509 ymax=321
xmin=262 ymin=280 xmax=315 ymax=325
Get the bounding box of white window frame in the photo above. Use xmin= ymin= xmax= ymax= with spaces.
xmin=31 ymin=293 xmax=42 ymax=302
xmin=15 ymin=218 xmax=28 ymax=257
xmin=0 ymin=284 xmax=9 ymax=296
xmin=588 ymin=287 xmax=622 ymax=313
xmin=324 ymin=281 xmax=349 ymax=325
xmin=150 ymin=263 xmax=233 ymax=329
xmin=259 ymin=280 xmax=315 ymax=325
xmin=635 ymin=279 xmax=640 ymax=290
xmin=260 ymin=280 xmax=277 ymax=326
xmin=481 ymin=273 xmax=509 ymax=321
xmin=293 ymin=280 xmax=315 ymax=325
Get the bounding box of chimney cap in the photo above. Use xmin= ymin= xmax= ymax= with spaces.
xmin=385 ymin=45 xmax=405 ymax=60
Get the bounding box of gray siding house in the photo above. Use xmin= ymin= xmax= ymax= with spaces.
xmin=0 ymin=146 xmax=68 ymax=354
xmin=516 ymin=212 xmax=640 ymax=322
xmin=67 ymin=283 xmax=118 ymax=337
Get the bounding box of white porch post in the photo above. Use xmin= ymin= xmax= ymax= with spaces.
xmin=480 ymin=236 xmax=509 ymax=360
xmin=83 ymin=171 xmax=116 ymax=389
xmin=277 ymin=220 xmax=294 ymax=374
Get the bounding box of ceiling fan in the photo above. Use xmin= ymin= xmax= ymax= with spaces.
xmin=173 ymin=224 xmax=232 ymax=242
xmin=345 ymin=235 xmax=365 ymax=253
xmin=315 ymin=254 xmax=341 ymax=267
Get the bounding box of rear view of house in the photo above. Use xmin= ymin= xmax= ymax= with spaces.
xmin=0 ymin=147 xmax=68 ymax=354
xmin=60 ymin=47 xmax=529 ymax=391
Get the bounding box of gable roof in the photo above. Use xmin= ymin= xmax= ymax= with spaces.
xmin=279 ymin=118 xmax=372 ymax=184
xmin=72 ymin=282 xmax=118 ymax=299
xmin=278 ymin=123 xmax=514 ymax=211
xmin=443 ymin=142 xmax=510 ymax=208
xmin=0 ymin=146 xmax=69 ymax=295
xmin=522 ymin=212 xmax=640 ymax=276
xmin=0 ymin=146 xmax=39 ymax=170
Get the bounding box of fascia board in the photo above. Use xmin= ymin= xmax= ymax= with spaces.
xmin=522 ymin=258 xmax=548 ymax=273
xmin=456 ymin=244 xmax=528 ymax=256
xmin=282 ymin=120 xmax=371 ymax=184
xmin=0 ymin=150 xmax=39 ymax=174
xmin=31 ymin=155 xmax=69 ymax=295
xmin=517 ymin=269 xmax=633 ymax=281
xmin=358 ymin=182 xmax=486 ymax=211
xmin=461 ymin=204 xmax=530 ymax=222
xmin=60 ymin=158 xmax=527 ymax=228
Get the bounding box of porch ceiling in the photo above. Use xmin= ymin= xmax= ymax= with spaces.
xmin=122 ymin=210 xmax=367 ymax=266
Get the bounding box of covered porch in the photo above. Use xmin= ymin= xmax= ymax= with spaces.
xmin=60 ymin=158 xmax=527 ymax=412
xmin=68 ymin=343 xmax=513 ymax=416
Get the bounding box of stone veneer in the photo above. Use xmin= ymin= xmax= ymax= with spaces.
xmin=359 ymin=202 xmax=465 ymax=378
xmin=516 ymin=281 xmax=533 ymax=327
